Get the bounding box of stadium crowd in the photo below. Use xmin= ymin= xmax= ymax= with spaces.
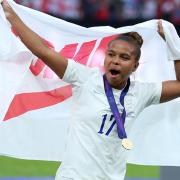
xmin=15 ymin=0 xmax=180 ymax=31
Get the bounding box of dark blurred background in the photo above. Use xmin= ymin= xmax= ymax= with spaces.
xmin=14 ymin=0 xmax=180 ymax=34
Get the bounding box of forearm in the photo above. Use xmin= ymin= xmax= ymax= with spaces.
xmin=175 ymin=60 xmax=180 ymax=81
xmin=161 ymin=61 xmax=180 ymax=103
xmin=2 ymin=0 xmax=68 ymax=78
xmin=158 ymin=20 xmax=180 ymax=102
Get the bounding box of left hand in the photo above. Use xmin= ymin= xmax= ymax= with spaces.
xmin=157 ymin=19 xmax=165 ymax=40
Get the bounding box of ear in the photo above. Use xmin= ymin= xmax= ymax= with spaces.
xmin=132 ymin=62 xmax=139 ymax=72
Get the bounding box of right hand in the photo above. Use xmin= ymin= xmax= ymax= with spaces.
xmin=157 ymin=19 xmax=166 ymax=40
xmin=1 ymin=0 xmax=18 ymax=21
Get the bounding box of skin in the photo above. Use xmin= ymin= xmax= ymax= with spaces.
xmin=1 ymin=0 xmax=180 ymax=103
xmin=104 ymin=40 xmax=139 ymax=89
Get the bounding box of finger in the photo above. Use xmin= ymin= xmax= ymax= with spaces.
xmin=158 ymin=20 xmax=163 ymax=33
xmin=1 ymin=0 xmax=10 ymax=10
xmin=3 ymin=0 xmax=9 ymax=5
xmin=157 ymin=20 xmax=165 ymax=40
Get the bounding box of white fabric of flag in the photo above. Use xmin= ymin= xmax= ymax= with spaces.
xmin=0 ymin=0 xmax=180 ymax=166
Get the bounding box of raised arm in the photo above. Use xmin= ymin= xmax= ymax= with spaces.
xmin=175 ymin=61 xmax=180 ymax=81
xmin=1 ymin=0 xmax=67 ymax=78
xmin=160 ymin=61 xmax=180 ymax=103
xmin=157 ymin=20 xmax=180 ymax=103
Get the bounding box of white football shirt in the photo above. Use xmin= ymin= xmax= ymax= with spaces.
xmin=55 ymin=60 xmax=162 ymax=180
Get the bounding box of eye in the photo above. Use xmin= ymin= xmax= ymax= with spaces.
xmin=120 ymin=55 xmax=130 ymax=60
xmin=108 ymin=52 xmax=115 ymax=57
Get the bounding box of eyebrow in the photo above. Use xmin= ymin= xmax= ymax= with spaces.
xmin=107 ymin=49 xmax=115 ymax=53
xmin=107 ymin=49 xmax=132 ymax=56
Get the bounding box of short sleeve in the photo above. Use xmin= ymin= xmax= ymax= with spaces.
xmin=62 ymin=59 xmax=96 ymax=87
xmin=134 ymin=82 xmax=162 ymax=111
xmin=147 ymin=83 xmax=162 ymax=106
xmin=141 ymin=82 xmax=162 ymax=107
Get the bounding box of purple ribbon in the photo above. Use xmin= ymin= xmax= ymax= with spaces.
xmin=103 ymin=75 xmax=130 ymax=139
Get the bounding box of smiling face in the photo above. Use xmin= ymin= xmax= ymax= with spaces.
xmin=104 ymin=39 xmax=139 ymax=89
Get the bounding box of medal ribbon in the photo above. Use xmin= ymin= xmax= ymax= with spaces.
xmin=103 ymin=75 xmax=130 ymax=139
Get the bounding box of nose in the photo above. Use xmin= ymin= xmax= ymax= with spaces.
xmin=112 ymin=56 xmax=120 ymax=65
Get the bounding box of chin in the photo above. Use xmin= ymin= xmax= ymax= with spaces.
xmin=107 ymin=77 xmax=120 ymax=86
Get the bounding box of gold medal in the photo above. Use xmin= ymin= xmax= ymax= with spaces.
xmin=122 ymin=138 xmax=133 ymax=150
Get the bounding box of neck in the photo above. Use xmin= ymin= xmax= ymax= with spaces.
xmin=110 ymin=80 xmax=127 ymax=90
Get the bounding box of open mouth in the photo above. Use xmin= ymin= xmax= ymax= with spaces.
xmin=110 ymin=69 xmax=120 ymax=76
